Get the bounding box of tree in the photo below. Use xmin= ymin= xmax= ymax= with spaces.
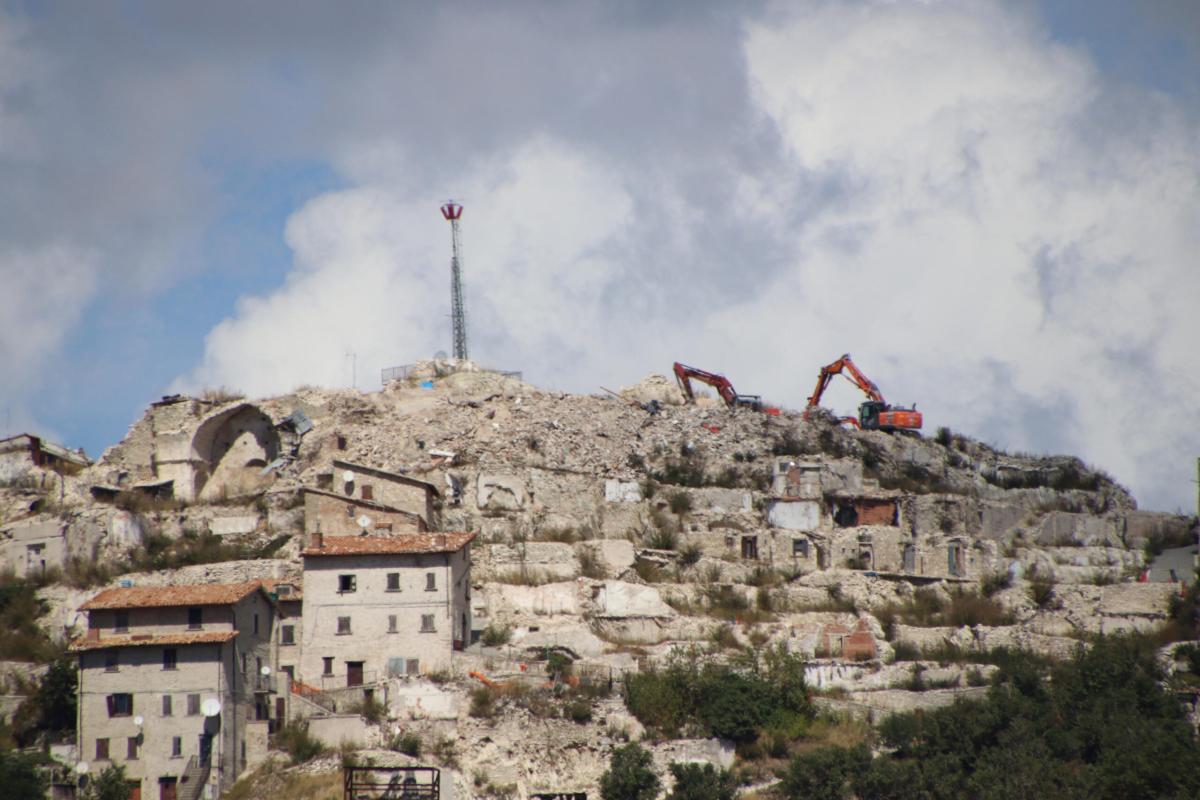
xmin=666 ymin=762 xmax=735 ymax=800
xmin=0 ymin=748 xmax=47 ymax=799
xmin=13 ymin=656 xmax=77 ymax=746
xmin=600 ymin=743 xmax=661 ymax=800
xmin=780 ymin=744 xmax=870 ymax=800
xmin=81 ymin=763 xmax=131 ymax=800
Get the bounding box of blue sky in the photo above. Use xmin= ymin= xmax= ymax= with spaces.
xmin=1 ymin=1 xmax=1197 ymax=511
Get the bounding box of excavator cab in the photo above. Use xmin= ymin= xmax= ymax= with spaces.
xmin=735 ymin=395 xmax=764 ymax=412
xmin=858 ymin=401 xmax=884 ymax=430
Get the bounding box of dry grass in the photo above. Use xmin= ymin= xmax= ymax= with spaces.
xmin=221 ymin=761 xmax=340 ymax=800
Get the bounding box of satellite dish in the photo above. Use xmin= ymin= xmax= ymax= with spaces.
xmin=133 ymin=715 xmax=144 ymax=726
xmin=75 ymin=762 xmax=90 ymax=775
xmin=342 ymin=470 xmax=355 ymax=483
xmin=357 ymin=515 xmax=372 ymax=530
xmin=260 ymin=665 xmax=271 ymax=676
xmin=200 ymin=697 xmax=222 ymax=717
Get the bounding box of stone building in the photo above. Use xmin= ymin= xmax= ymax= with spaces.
xmin=315 ymin=459 xmax=440 ymax=529
xmin=302 ymin=488 xmax=427 ymax=537
xmin=97 ymin=396 xmax=282 ymax=503
xmin=259 ymin=578 xmax=303 ymax=691
xmin=299 ymin=532 xmax=474 ymax=686
xmin=0 ymin=519 xmax=66 ymax=578
xmin=70 ymin=582 xmax=277 ymax=800
xmin=0 ymin=433 xmax=89 ymax=483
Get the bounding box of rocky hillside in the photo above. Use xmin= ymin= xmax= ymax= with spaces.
xmin=1 ymin=360 xmax=1197 ymax=797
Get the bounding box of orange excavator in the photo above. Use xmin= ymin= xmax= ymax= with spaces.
xmin=673 ymin=362 xmax=765 ymax=412
xmin=805 ymin=354 xmax=922 ymax=432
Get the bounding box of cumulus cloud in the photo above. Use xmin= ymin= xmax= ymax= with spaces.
xmin=178 ymin=1 xmax=1200 ymax=511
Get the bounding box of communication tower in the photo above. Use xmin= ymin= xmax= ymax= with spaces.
xmin=440 ymin=201 xmax=468 ymax=361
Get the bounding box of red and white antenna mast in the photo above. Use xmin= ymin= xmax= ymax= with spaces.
xmin=440 ymin=200 xmax=468 ymax=361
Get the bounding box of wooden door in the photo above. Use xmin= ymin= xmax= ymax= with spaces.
xmin=159 ymin=778 xmax=177 ymax=800
xmin=128 ymin=781 xmax=142 ymax=800
xmin=347 ymin=661 xmax=364 ymax=687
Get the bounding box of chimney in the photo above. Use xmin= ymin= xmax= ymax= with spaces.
xmin=309 ymin=531 xmax=324 ymax=550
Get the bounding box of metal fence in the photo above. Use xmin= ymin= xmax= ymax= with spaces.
xmin=381 ymin=363 xmax=523 ymax=384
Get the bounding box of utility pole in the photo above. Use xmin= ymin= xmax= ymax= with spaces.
xmin=440 ymin=201 xmax=469 ymax=361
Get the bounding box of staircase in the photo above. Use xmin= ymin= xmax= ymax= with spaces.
xmin=179 ymin=755 xmax=211 ymax=800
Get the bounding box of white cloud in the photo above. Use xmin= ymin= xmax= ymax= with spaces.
xmin=177 ymin=0 xmax=1199 ymax=510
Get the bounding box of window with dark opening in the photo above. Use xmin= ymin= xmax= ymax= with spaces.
xmin=338 ymin=574 xmax=357 ymax=593
xmin=387 ymin=572 xmax=400 ymax=591
xmin=187 ymin=607 xmax=203 ymax=630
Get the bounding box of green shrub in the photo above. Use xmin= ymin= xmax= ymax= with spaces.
xmin=481 ymin=624 xmax=512 ymax=647
xmin=600 ymin=744 xmax=660 ymax=800
xmin=980 ymin=570 xmax=1012 ymax=597
xmin=781 ymin=744 xmax=871 ymax=800
xmin=394 ymin=732 xmax=421 ymax=757
xmin=565 ymin=699 xmax=593 ymax=724
xmin=666 ymin=762 xmax=736 ymax=800
xmin=1029 ymin=575 xmax=1058 ymax=610
xmin=677 ymin=544 xmax=702 ymax=568
xmin=274 ymin=720 xmax=326 ymax=763
xmin=668 ymin=491 xmax=693 ymax=515
xmin=469 ymin=687 xmax=496 ymax=719
xmin=0 ymin=749 xmax=47 ymax=799
xmin=579 ymin=547 xmax=607 ymax=579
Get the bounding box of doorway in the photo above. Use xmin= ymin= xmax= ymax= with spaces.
xmin=347 ymin=661 xmax=364 ymax=687
xmin=159 ymin=777 xmax=177 ymax=800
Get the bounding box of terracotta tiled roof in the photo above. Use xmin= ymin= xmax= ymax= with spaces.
xmin=303 ymin=532 xmax=475 ymax=557
xmin=67 ymin=630 xmax=237 ymax=652
xmin=79 ymin=581 xmax=263 ymax=611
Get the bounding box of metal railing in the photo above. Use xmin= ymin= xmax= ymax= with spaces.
xmin=344 ymin=766 xmax=440 ymax=800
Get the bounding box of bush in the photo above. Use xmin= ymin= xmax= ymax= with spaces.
xmin=0 ymin=749 xmax=46 ymax=799
xmin=353 ymin=695 xmax=386 ymax=724
xmin=666 ymin=762 xmax=736 ymax=800
xmin=394 ymin=732 xmax=421 ymax=757
xmin=1028 ymin=575 xmax=1058 ymax=610
xmin=274 ymin=720 xmax=326 ymax=763
xmin=565 ymin=699 xmax=593 ymax=724
xmin=980 ymin=570 xmax=1012 ymax=597
xmin=81 ymin=763 xmax=132 ymax=800
xmin=11 ymin=657 xmax=76 ymax=745
xmin=677 ymin=544 xmax=702 ymax=568
xmin=481 ymin=624 xmax=512 ymax=647
xmin=667 ymin=490 xmax=693 ymax=515
xmin=469 ymin=687 xmax=496 ymax=718
xmin=781 ymin=744 xmax=871 ymax=800
xmin=600 ymin=744 xmax=660 ymax=800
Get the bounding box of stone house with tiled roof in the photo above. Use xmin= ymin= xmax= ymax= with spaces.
xmin=70 ymin=582 xmax=276 ymax=800
xmin=299 ymin=532 xmax=474 ymax=686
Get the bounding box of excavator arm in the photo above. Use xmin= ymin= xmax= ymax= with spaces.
xmin=804 ymin=354 xmax=921 ymax=431
xmin=673 ymin=362 xmax=763 ymax=411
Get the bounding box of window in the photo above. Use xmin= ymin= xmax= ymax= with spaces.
xmin=425 ymin=572 xmax=436 ymax=591
xmin=338 ymin=574 xmax=357 ymax=593
xmin=741 ymin=535 xmax=759 ymax=560
xmin=322 ymin=657 xmax=334 ymax=676
xmin=104 ymin=650 xmax=118 ymax=672
xmin=187 ymin=694 xmax=201 ymax=716
xmin=127 ymin=736 xmax=139 ymax=760
xmin=161 ymin=695 xmax=173 ymax=716
xmin=362 ymin=484 xmax=374 ymax=501
xmin=387 ymin=615 xmax=398 ymax=633
xmin=96 ymin=738 xmax=109 ymax=760
xmin=187 ymin=607 xmax=203 ymax=630
xmin=280 ymin=625 xmax=295 ymax=645
xmin=346 ymin=504 xmax=355 ymax=517
xmin=792 ymin=538 xmax=809 ymax=558
xmin=106 ymin=693 xmax=133 ymax=717
xmin=420 ymin=614 xmax=436 ymax=633
xmin=253 ymin=613 xmax=259 ymax=634
xmin=406 ymin=659 xmax=420 ymax=676
xmin=114 ymin=611 xmax=129 ymax=633
xmin=171 ymin=736 xmax=182 ymax=758
xmin=386 ymin=572 xmax=401 ymax=592
xmin=337 ymin=616 xmax=352 ymax=635
xmin=163 ymin=648 xmax=177 ymax=670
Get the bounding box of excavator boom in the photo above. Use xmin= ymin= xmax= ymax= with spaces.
xmin=804 ymin=353 xmax=921 ymax=432
xmin=673 ymin=362 xmax=763 ymax=412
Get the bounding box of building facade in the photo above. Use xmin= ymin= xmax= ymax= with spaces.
xmin=70 ymin=583 xmax=276 ymax=800
xmin=299 ymin=533 xmax=474 ymax=686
